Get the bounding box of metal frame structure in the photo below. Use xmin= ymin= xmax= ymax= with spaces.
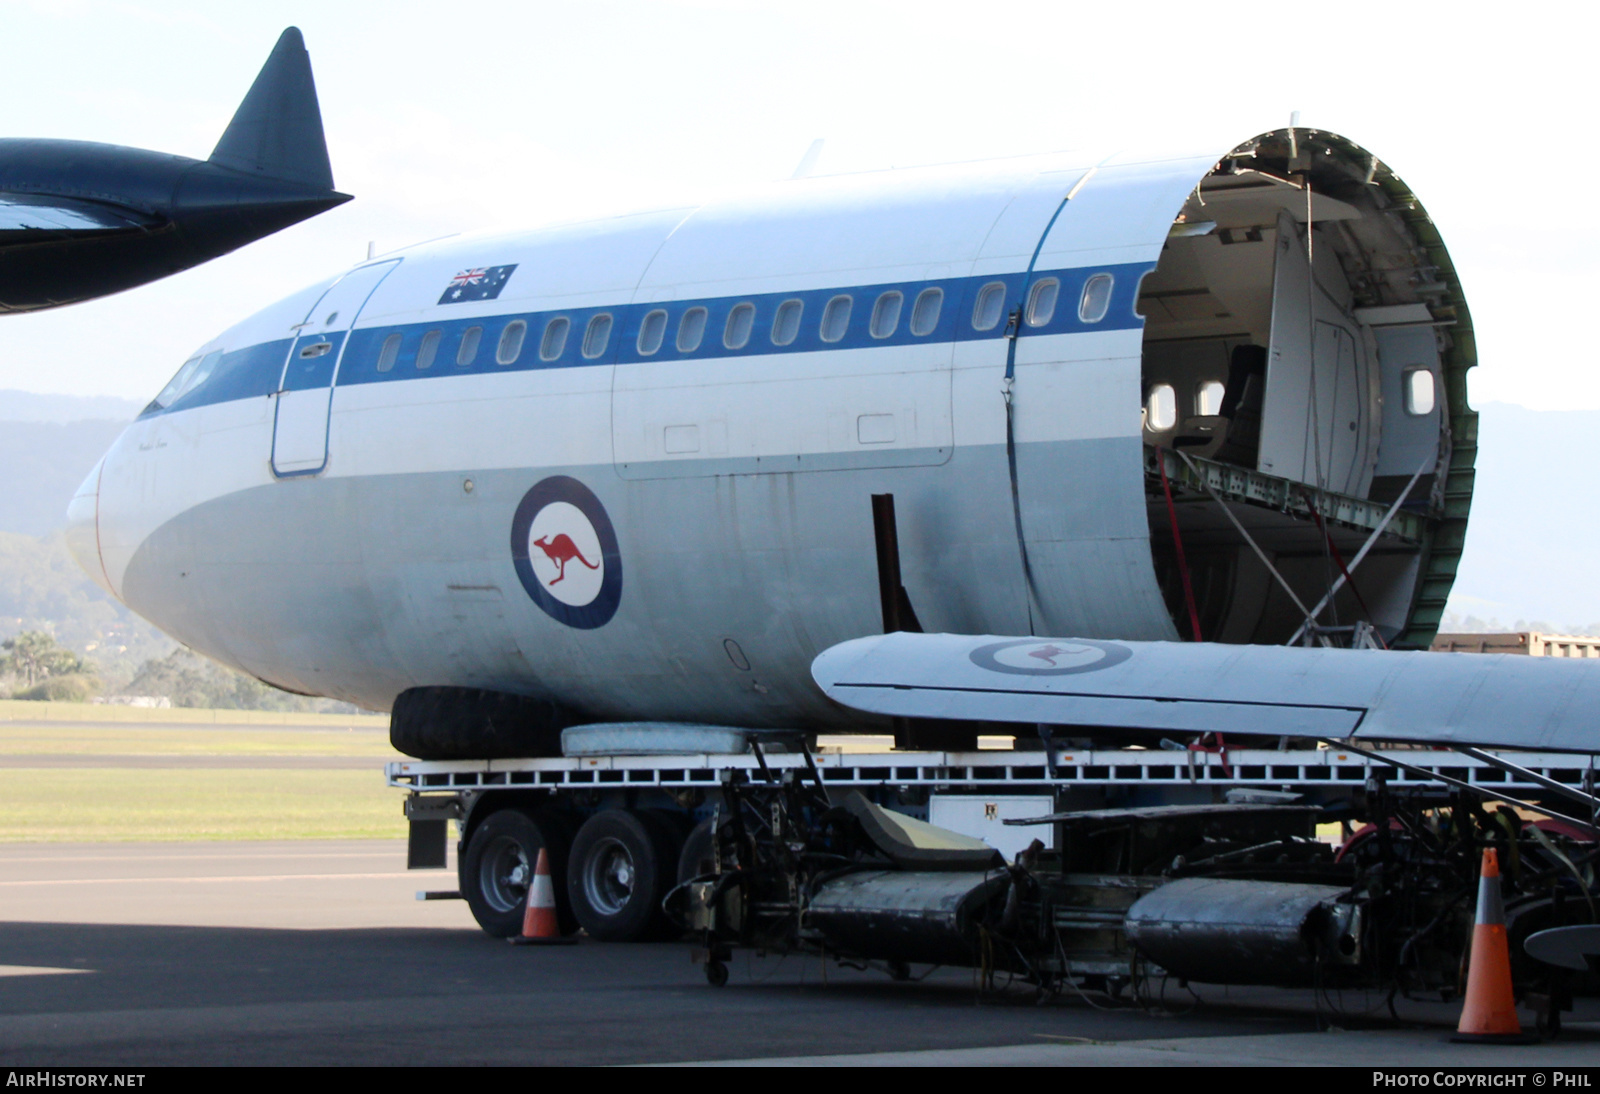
xmin=389 ymin=746 xmax=1594 ymax=798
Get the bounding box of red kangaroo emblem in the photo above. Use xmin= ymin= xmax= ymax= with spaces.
xmin=532 ymin=534 xmax=600 ymax=586
xmin=1028 ymin=644 xmax=1068 ymax=667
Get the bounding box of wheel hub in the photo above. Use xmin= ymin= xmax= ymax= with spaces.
xmin=582 ymin=836 xmax=636 ymax=916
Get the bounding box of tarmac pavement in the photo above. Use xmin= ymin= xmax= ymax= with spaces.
xmin=1 ymin=840 xmax=1597 ymax=1067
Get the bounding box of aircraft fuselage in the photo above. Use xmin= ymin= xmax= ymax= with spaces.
xmin=70 ymin=130 xmax=1471 ymax=729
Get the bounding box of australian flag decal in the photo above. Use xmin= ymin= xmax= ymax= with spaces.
xmin=438 ymin=264 xmax=516 ymax=305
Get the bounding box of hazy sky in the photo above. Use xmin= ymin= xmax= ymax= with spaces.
xmin=0 ymin=1 xmax=1590 ymax=411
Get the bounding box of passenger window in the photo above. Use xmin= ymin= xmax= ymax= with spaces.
xmin=820 ymin=295 xmax=852 ymax=343
xmin=582 ymin=314 xmax=612 ymax=359
xmin=677 ymin=307 xmax=707 ymax=352
xmin=1146 ymin=383 xmax=1176 ymax=431
xmin=1025 ymin=278 xmax=1060 ymax=327
xmin=771 ymin=299 xmax=803 ymax=346
xmin=1404 ymin=368 xmax=1436 ymax=415
xmin=1079 ymin=273 xmax=1114 ymax=323
xmin=972 ymin=282 xmax=1006 ymax=331
xmin=638 ymin=309 xmax=668 ymax=355
xmin=457 ymin=326 xmax=481 ymax=367
xmin=724 ymin=303 xmax=755 ymax=350
xmin=540 ymin=317 xmax=569 ymax=362
xmin=376 ymin=332 xmax=403 ymax=372
xmin=870 ymin=291 xmax=903 ymax=339
xmin=497 ymin=320 xmax=527 ymax=365
xmin=1197 ymin=380 xmax=1226 ymax=417
xmin=417 ymin=330 xmax=441 ymax=370
xmin=909 ymin=288 xmax=943 ymax=336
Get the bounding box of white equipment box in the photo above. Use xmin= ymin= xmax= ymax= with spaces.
xmin=928 ymin=794 xmax=1054 ymax=861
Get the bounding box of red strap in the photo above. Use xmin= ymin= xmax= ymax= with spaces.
xmin=1188 ymin=731 xmax=1233 ymax=778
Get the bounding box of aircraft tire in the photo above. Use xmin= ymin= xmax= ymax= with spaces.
xmin=460 ymin=808 xmax=575 ymax=938
xmin=567 ymin=810 xmax=675 ymax=942
xmin=390 ymin=686 xmax=574 ymax=760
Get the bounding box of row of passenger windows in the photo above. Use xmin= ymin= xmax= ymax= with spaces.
xmin=1143 ymin=367 xmax=1436 ymax=433
xmin=372 ymin=272 xmax=1117 ymax=372
xmin=374 ymin=312 xmax=615 ymax=372
xmin=636 ymin=285 xmax=946 ymax=357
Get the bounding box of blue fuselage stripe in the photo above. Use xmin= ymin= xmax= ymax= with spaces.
xmin=144 ymin=261 xmax=1152 ymax=418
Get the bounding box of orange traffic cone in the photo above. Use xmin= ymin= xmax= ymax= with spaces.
xmin=1451 ymin=848 xmax=1536 ymax=1042
xmin=509 ymin=847 xmax=576 ymax=946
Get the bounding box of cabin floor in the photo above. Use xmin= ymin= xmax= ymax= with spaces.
xmin=1145 ymin=445 xmax=1434 ymax=645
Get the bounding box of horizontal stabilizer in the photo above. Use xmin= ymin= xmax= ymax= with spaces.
xmin=209 ymin=27 xmax=335 ymax=190
xmin=812 ymin=633 xmax=1600 ymax=753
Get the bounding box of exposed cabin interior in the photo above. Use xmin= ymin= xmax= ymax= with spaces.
xmin=1137 ymin=130 xmax=1468 ymax=648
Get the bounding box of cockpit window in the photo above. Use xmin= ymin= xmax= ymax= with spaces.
xmin=151 ymin=349 xmax=224 ymax=409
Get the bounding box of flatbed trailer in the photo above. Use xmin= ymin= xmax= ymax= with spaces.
xmin=388 ymin=745 xmax=1594 ymax=801
xmin=389 ymin=742 xmax=1597 ymax=940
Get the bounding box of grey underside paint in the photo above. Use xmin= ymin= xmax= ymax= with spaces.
xmin=117 ymin=436 xmax=1176 ymax=720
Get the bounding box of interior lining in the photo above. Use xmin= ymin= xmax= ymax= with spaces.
xmin=1138 ymin=131 xmax=1460 ymax=648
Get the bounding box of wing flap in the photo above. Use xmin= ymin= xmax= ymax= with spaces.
xmin=812 ymin=633 xmax=1600 ymax=752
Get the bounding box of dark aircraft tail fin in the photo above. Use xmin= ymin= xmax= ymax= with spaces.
xmin=208 ymin=27 xmax=336 ymax=191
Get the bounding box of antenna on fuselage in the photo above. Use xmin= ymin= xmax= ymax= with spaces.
xmin=790 ymin=139 xmax=825 ymax=180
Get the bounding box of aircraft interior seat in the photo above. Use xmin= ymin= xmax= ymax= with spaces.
xmin=1170 ymin=413 xmax=1228 ymax=455
xmin=1210 ymin=343 xmax=1266 ymax=467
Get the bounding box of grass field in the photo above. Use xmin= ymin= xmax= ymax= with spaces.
xmin=0 ymin=769 xmax=404 ymax=841
xmin=0 ymin=706 xmax=407 ymax=841
xmin=0 ymin=725 xmax=404 ymax=758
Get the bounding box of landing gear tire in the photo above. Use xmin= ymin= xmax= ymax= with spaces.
xmin=705 ymin=960 xmax=729 ymax=988
xmin=461 ymin=808 xmax=575 ymax=938
xmin=567 ymin=810 xmax=674 ymax=941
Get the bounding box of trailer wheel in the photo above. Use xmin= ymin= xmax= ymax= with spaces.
xmin=461 ymin=808 xmax=575 ymax=938
xmin=567 ymin=810 xmax=673 ymax=942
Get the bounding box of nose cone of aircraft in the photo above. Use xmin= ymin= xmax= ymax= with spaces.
xmin=65 ymin=457 xmax=115 ymax=598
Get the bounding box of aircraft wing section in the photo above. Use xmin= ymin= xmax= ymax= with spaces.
xmin=811 ymin=633 xmax=1600 ymax=753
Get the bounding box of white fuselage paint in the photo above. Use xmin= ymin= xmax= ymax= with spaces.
xmin=76 ymin=145 xmax=1231 ymax=721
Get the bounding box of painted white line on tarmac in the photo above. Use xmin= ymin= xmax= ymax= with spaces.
xmin=0 ymin=965 xmax=91 ymax=978
xmin=0 ymin=851 xmax=407 ymax=864
xmin=0 ymin=872 xmax=427 ymax=886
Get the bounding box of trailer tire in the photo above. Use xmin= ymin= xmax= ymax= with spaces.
xmin=461 ymin=808 xmax=575 ymax=938
xmin=567 ymin=810 xmax=674 ymax=942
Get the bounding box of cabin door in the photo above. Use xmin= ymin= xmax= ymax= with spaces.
xmin=271 ymin=260 xmax=400 ymax=477
xmin=1257 ymin=210 xmax=1372 ymax=495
